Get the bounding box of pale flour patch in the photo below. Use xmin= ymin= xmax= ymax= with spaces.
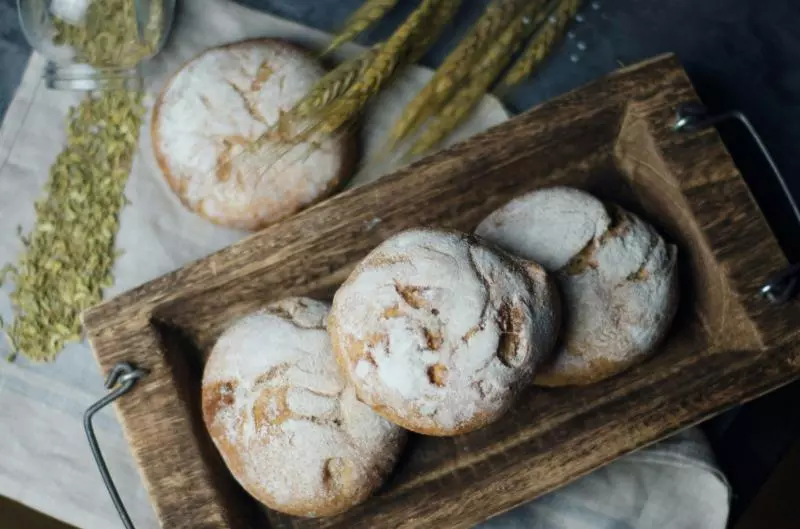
xmin=154 ymin=40 xmax=348 ymax=229
xmin=477 ymin=187 xmax=679 ymax=384
xmin=202 ymin=297 xmax=405 ymax=514
xmin=476 ymin=186 xmax=611 ymax=270
xmin=331 ymin=229 xmax=560 ymax=433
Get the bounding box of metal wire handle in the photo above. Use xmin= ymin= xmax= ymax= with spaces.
xmin=673 ymin=102 xmax=800 ymax=304
xmin=84 ymin=362 xmax=148 ymax=529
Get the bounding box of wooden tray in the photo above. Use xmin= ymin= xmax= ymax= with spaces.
xmin=84 ymin=54 xmax=800 ymax=529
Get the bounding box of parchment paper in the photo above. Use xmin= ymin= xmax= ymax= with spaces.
xmin=0 ymin=1 xmax=507 ymax=528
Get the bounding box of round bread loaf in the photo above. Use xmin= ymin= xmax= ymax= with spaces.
xmin=329 ymin=229 xmax=560 ymax=436
xmin=476 ymin=187 xmax=679 ymax=386
xmin=201 ymin=298 xmax=405 ymax=517
xmin=153 ymin=39 xmax=356 ymax=230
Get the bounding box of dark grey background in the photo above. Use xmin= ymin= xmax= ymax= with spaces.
xmin=2 ymin=0 xmax=800 ymax=522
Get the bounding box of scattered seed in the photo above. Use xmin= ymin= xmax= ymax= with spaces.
xmin=2 ymin=90 xmax=144 ymax=361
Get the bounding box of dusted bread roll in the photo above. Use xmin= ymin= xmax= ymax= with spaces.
xmin=476 ymin=187 xmax=679 ymax=386
xmin=201 ymin=298 xmax=405 ymax=518
xmin=153 ymin=39 xmax=356 ymax=230
xmin=329 ymin=229 xmax=560 ymax=436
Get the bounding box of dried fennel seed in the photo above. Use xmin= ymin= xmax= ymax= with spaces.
xmin=52 ymin=0 xmax=163 ymax=68
xmin=322 ymin=0 xmax=401 ymax=56
xmin=384 ymin=0 xmax=524 ymax=150
xmin=2 ymin=91 xmax=144 ymax=361
xmin=499 ymin=0 xmax=582 ymax=88
xmin=407 ymin=0 xmax=551 ymax=157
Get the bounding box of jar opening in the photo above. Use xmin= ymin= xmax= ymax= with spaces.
xmin=44 ymin=62 xmax=143 ymax=91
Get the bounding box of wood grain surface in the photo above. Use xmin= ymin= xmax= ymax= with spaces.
xmin=83 ymin=54 xmax=800 ymax=529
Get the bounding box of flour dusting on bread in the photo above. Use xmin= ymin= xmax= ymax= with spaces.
xmin=202 ymin=297 xmax=404 ymax=517
xmin=329 ymin=229 xmax=560 ymax=435
xmin=477 ymin=187 xmax=679 ymax=386
xmin=153 ymin=39 xmax=354 ymax=230
xmin=476 ymin=186 xmax=611 ymax=270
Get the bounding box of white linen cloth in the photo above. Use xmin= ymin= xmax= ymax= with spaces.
xmin=479 ymin=428 xmax=729 ymax=529
xmin=0 ymin=1 xmax=729 ymax=528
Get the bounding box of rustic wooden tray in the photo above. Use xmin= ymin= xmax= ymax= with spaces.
xmin=84 ymin=54 xmax=800 ymax=529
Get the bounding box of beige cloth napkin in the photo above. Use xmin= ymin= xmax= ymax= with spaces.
xmin=479 ymin=428 xmax=729 ymax=529
xmin=0 ymin=1 xmax=507 ymax=528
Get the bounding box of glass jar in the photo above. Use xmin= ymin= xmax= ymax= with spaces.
xmin=17 ymin=0 xmax=175 ymax=90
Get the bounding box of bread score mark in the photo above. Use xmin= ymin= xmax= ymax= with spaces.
xmin=227 ymin=80 xmax=268 ymax=124
xmin=251 ymin=60 xmax=274 ymax=91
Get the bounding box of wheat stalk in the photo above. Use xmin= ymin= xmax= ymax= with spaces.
xmin=407 ymin=1 xmax=552 ymax=157
xmin=383 ymin=0 xmax=524 ymax=151
xmin=322 ymin=0 xmax=400 ymax=56
xmin=293 ymin=46 xmax=380 ymax=119
xmin=319 ymin=0 xmax=442 ymax=134
xmin=295 ymin=0 xmax=458 ymax=130
xmin=409 ymin=0 xmax=462 ymax=62
xmin=242 ymin=49 xmax=382 ymax=166
xmin=227 ymin=0 xmax=445 ymax=182
xmin=500 ymin=0 xmax=582 ymax=87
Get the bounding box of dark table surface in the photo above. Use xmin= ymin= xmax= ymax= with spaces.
xmin=2 ymin=0 xmax=800 ymax=522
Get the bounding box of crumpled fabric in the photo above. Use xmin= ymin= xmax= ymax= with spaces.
xmin=479 ymin=428 xmax=729 ymax=529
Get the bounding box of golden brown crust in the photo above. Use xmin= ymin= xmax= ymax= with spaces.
xmin=152 ymin=38 xmax=358 ymax=231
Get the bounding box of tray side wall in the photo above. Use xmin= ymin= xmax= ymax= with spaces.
xmin=83 ymin=55 xmax=800 ymax=529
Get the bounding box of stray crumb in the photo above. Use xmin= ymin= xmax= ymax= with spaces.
xmin=427 ymin=364 xmax=447 ymax=386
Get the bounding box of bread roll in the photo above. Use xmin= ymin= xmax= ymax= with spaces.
xmin=329 ymin=229 xmax=560 ymax=436
xmin=476 ymin=187 xmax=679 ymax=386
xmin=152 ymin=39 xmax=356 ymax=230
xmin=201 ymin=298 xmax=405 ymax=517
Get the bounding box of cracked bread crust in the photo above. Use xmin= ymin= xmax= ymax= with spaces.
xmin=329 ymin=229 xmax=560 ymax=436
xmin=201 ymin=297 xmax=405 ymax=517
xmin=476 ymin=187 xmax=679 ymax=386
xmin=152 ymin=39 xmax=357 ymax=231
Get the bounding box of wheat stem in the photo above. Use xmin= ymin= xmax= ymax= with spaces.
xmin=293 ymin=46 xmax=380 ymax=119
xmin=384 ymin=0 xmax=524 ymax=150
xmin=410 ymin=0 xmax=463 ymax=62
xmin=320 ymin=0 xmax=442 ymax=134
xmin=225 ymin=0 xmax=456 ymax=183
xmin=407 ymin=0 xmax=552 ymax=157
xmin=322 ymin=0 xmax=400 ymax=56
xmin=500 ymin=0 xmax=581 ymax=88
xmin=228 ymin=0 xmax=445 ymax=184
